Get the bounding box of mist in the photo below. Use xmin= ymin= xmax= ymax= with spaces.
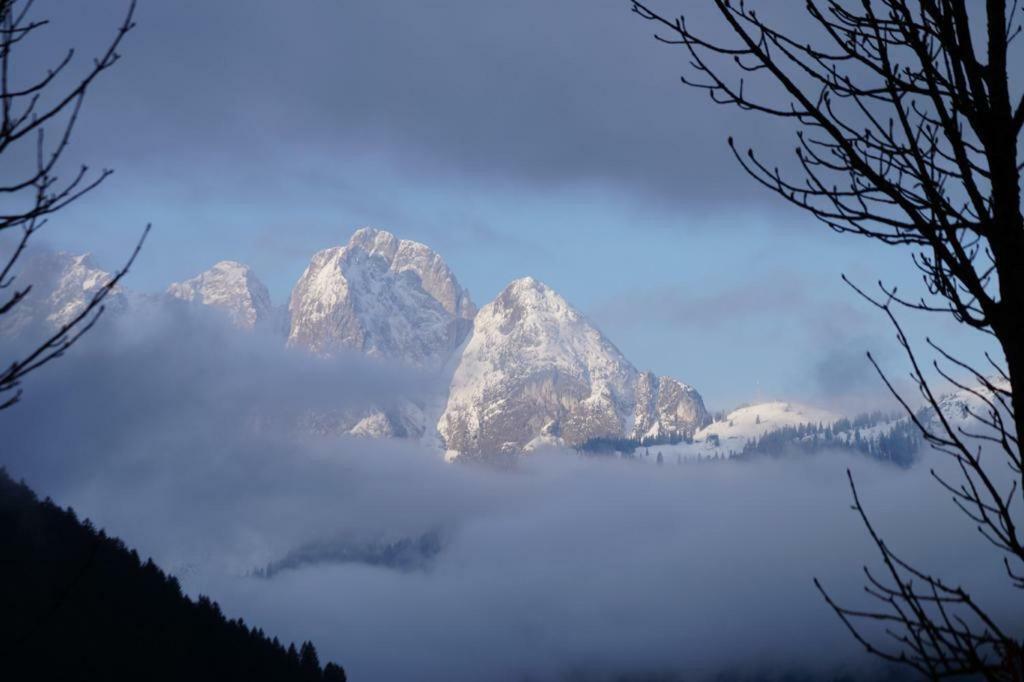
xmin=0 ymin=305 xmax=1016 ymax=681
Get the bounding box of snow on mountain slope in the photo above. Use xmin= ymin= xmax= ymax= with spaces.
xmin=287 ymin=228 xmax=475 ymax=369
xmin=638 ymin=402 xmax=844 ymax=462
xmin=0 ymin=251 xmax=126 ymax=336
xmin=931 ymin=376 xmax=1011 ymax=429
xmin=48 ymin=253 xmax=122 ymax=328
xmin=167 ymin=261 xmax=274 ymax=330
xmin=6 ymin=234 xmax=720 ymax=456
xmin=438 ymin=277 xmax=708 ymax=457
xmin=697 ymin=401 xmax=841 ymax=446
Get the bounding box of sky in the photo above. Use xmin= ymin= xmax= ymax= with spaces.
xmin=19 ymin=0 xmax=1000 ymax=410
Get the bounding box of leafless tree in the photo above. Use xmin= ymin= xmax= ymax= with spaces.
xmin=631 ymin=0 xmax=1023 ymax=678
xmin=0 ymin=0 xmax=147 ymax=410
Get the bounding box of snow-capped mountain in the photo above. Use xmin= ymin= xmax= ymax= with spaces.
xmin=930 ymin=376 xmax=1011 ymax=429
xmin=0 ymin=250 xmax=125 ymax=335
xmin=167 ymin=260 xmax=275 ymax=330
xmin=48 ymin=254 xmax=120 ymax=328
xmin=438 ymin=277 xmax=708 ymax=457
xmin=287 ymin=228 xmax=476 ymax=369
xmin=24 ymin=229 xmax=940 ymax=464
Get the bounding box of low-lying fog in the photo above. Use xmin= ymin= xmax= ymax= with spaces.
xmin=1 ymin=305 xmax=1016 ymax=681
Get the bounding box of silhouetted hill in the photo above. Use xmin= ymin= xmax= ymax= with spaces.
xmin=0 ymin=468 xmax=346 ymax=682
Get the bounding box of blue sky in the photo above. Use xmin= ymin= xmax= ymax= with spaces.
xmin=27 ymin=0 xmax=996 ymax=411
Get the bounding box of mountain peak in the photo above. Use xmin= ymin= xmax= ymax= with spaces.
xmin=501 ymin=276 xmax=554 ymax=298
xmin=208 ymin=259 xmax=250 ymax=274
xmin=506 ymin=275 xmax=542 ymax=290
xmin=0 ymin=250 xmax=130 ymax=338
xmin=492 ymin=276 xmax=578 ymax=325
xmin=287 ymin=227 xmax=475 ymax=366
xmin=346 ymin=227 xmax=475 ymax=320
xmin=66 ymin=252 xmax=96 ymax=267
xmin=167 ymin=261 xmax=273 ymax=330
xmin=439 ymin=280 xmax=706 ymax=456
xmin=348 ymin=226 xmax=400 ymax=257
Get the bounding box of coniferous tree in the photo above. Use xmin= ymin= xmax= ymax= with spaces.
xmin=0 ymin=469 xmax=345 ymax=681
xmin=300 ymin=641 xmax=321 ymax=680
xmin=323 ymin=663 xmax=347 ymax=682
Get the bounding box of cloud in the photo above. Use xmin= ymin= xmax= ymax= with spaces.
xmin=30 ymin=0 xmax=815 ymax=210
xmin=585 ymin=271 xmax=919 ymax=412
xmin=591 ymin=273 xmax=815 ymax=332
xmin=0 ymin=301 xmax=1018 ymax=681
xmin=809 ymin=342 xmax=894 ymax=412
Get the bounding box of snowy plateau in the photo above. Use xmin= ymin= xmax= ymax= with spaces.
xmin=4 ymin=227 xmax=962 ymax=464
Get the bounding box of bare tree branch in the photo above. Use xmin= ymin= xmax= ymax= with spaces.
xmin=632 ymin=0 xmax=1023 ymax=675
xmin=0 ymin=0 xmax=142 ymax=409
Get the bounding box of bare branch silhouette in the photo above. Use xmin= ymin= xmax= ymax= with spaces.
xmin=0 ymin=0 xmax=144 ymax=409
xmin=632 ymin=0 xmax=1023 ymax=676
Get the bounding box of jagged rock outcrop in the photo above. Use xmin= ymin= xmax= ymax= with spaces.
xmin=287 ymin=228 xmax=475 ymax=369
xmin=0 ymin=251 xmax=126 ymax=336
xmin=438 ymin=277 xmax=707 ymax=457
xmin=167 ymin=260 xmax=274 ymax=330
xmin=631 ymin=372 xmax=708 ymax=442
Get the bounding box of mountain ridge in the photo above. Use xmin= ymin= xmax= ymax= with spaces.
xmin=10 ymin=229 xmax=919 ymax=460
xmin=438 ymin=276 xmax=709 ymax=457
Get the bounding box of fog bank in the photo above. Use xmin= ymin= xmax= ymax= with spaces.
xmin=1 ymin=307 xmax=1015 ymax=680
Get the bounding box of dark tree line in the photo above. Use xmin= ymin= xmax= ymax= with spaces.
xmin=579 ymin=432 xmax=693 ymax=456
xmin=0 ymin=468 xmax=346 ymax=682
xmin=632 ymin=0 xmax=1023 ymax=677
xmin=0 ymin=4 xmax=350 ymax=678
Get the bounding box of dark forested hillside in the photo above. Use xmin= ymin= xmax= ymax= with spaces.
xmin=0 ymin=469 xmax=346 ymax=682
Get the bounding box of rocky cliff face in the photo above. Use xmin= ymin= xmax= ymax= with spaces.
xmin=167 ymin=260 xmax=275 ymax=330
xmin=631 ymin=372 xmax=708 ymax=442
xmin=438 ymin=277 xmax=708 ymax=457
xmin=0 ymin=251 xmax=126 ymax=336
xmin=287 ymin=228 xmax=475 ymax=369
xmin=7 ymin=231 xmax=712 ymax=455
